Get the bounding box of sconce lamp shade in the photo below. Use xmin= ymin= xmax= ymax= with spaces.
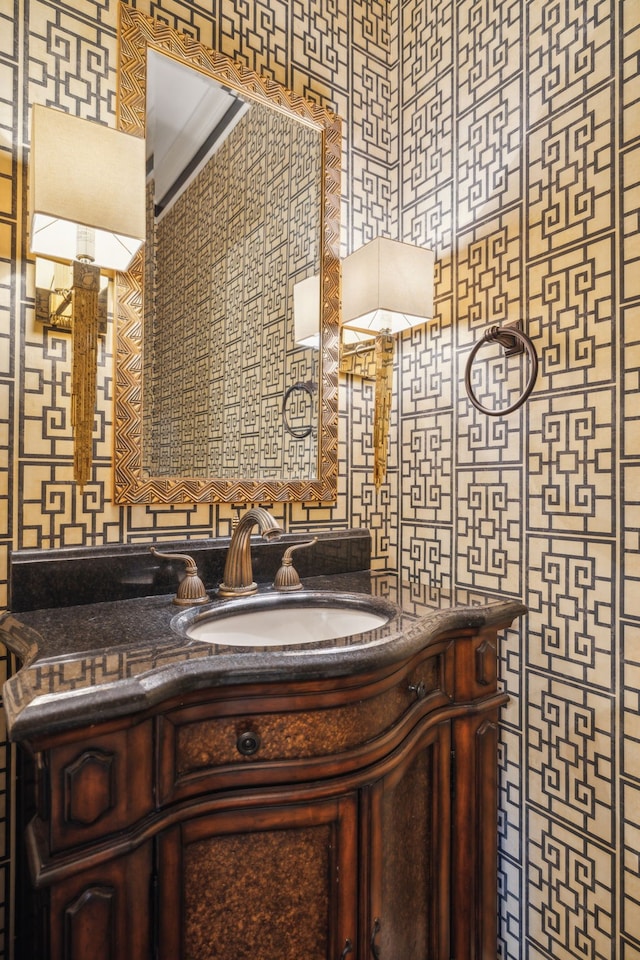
xmin=341 ymin=237 xmax=434 ymax=338
xmin=293 ymin=273 xmax=321 ymax=349
xmin=30 ymin=105 xmax=146 ymax=271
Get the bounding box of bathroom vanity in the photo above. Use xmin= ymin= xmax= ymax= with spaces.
xmin=1 ymin=573 xmax=525 ymax=960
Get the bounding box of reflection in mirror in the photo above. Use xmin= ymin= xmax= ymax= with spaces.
xmin=115 ymin=5 xmax=341 ymax=504
xmin=144 ymin=52 xmax=321 ymax=480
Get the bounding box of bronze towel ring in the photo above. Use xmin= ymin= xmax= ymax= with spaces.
xmin=464 ymin=324 xmax=538 ymax=416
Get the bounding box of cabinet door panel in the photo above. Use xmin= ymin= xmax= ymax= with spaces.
xmin=158 ymin=796 xmax=358 ymax=960
xmin=367 ymin=722 xmax=451 ymax=960
xmin=451 ymin=713 xmax=501 ymax=960
xmin=61 ymin=886 xmax=116 ymax=960
xmin=48 ymin=843 xmax=152 ymax=960
xmin=48 ymin=723 xmax=153 ymax=853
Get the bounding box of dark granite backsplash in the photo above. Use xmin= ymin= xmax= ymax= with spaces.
xmin=9 ymin=529 xmax=371 ymax=613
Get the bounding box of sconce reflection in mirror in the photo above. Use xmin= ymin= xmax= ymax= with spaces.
xmin=339 ymin=238 xmax=435 ymax=487
xmin=464 ymin=322 xmax=539 ymax=416
xmin=293 ymin=273 xmax=321 ymax=351
xmin=29 ymin=105 xmax=145 ymax=488
xmin=289 ymin=274 xmax=320 ymax=439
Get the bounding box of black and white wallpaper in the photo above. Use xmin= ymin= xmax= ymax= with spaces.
xmin=0 ymin=1 xmax=638 ymax=958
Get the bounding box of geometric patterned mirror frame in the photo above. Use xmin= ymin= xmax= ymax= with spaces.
xmin=114 ymin=5 xmax=341 ymax=504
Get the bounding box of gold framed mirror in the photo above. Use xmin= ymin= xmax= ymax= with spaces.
xmin=114 ymin=5 xmax=341 ymax=504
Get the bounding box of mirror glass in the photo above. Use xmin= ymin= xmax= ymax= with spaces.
xmin=114 ymin=6 xmax=340 ymax=504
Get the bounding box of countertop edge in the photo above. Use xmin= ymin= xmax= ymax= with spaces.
xmin=1 ymin=598 xmax=527 ymax=742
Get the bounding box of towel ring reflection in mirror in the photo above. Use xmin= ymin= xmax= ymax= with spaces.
xmin=282 ymin=381 xmax=317 ymax=439
xmin=464 ymin=322 xmax=539 ymax=416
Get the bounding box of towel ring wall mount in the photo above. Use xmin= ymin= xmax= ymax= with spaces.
xmin=464 ymin=321 xmax=539 ymax=416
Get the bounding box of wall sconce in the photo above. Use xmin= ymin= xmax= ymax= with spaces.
xmin=29 ymin=104 xmax=145 ymax=488
xmin=293 ymin=273 xmax=321 ymax=350
xmin=340 ymin=237 xmax=434 ymax=486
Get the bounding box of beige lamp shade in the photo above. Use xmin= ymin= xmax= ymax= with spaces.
xmin=30 ymin=104 xmax=146 ymax=271
xmin=341 ymin=237 xmax=434 ymax=340
xmin=293 ymin=273 xmax=321 ymax=349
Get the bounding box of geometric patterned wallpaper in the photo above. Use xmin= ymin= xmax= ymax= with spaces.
xmin=397 ymin=4 xmax=640 ymax=960
xmin=0 ymin=1 xmax=638 ymax=960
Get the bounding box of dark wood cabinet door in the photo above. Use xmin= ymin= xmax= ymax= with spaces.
xmin=365 ymin=721 xmax=451 ymax=960
xmin=47 ymin=722 xmax=153 ymax=854
xmin=47 ymin=842 xmax=153 ymax=960
xmin=450 ymin=712 xmax=502 ymax=960
xmin=157 ymin=794 xmax=359 ymax=960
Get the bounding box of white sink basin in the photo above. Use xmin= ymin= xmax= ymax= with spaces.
xmin=183 ymin=593 xmax=395 ymax=646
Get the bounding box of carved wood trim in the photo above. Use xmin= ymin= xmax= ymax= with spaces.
xmin=475 ymin=636 xmax=497 ymax=686
xmin=64 ymin=885 xmax=115 ymax=960
xmin=474 ymin=717 xmax=500 ymax=960
xmin=64 ymin=749 xmax=115 ymax=827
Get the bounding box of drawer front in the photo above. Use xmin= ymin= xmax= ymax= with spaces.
xmin=47 ymin=721 xmax=153 ymax=854
xmin=157 ymin=646 xmax=453 ymax=804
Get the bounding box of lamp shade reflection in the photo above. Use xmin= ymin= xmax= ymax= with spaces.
xmin=293 ymin=273 xmax=321 ymax=350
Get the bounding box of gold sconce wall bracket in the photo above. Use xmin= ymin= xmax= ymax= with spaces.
xmin=34 ymin=260 xmax=109 ymax=488
xmin=339 ymin=336 xmax=378 ymax=379
xmin=35 ymin=258 xmax=109 ymax=335
xmin=69 ymin=260 xmax=101 ymax=489
xmin=339 ymin=330 xmax=395 ymax=487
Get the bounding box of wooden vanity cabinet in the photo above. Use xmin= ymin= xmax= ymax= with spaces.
xmin=154 ymin=717 xmax=452 ymax=960
xmin=16 ymin=620 xmax=510 ymax=960
xmin=157 ymin=794 xmax=360 ymax=960
xmin=365 ymin=722 xmax=452 ymax=959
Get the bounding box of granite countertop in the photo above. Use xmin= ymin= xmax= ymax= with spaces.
xmin=0 ymin=571 xmax=526 ymax=741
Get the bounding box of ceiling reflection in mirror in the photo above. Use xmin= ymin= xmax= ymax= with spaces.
xmin=114 ymin=5 xmax=341 ymax=504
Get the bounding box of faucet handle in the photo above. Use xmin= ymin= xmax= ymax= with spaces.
xmin=273 ymin=538 xmax=318 ymax=592
xmin=150 ymin=547 xmax=210 ymax=606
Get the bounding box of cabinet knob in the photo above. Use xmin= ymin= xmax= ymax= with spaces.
xmin=236 ymin=731 xmax=261 ymax=756
xmin=408 ymin=680 xmax=426 ymax=700
xmin=339 ymin=939 xmax=353 ymax=959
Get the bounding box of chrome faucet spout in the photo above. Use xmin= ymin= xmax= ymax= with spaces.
xmin=218 ymin=507 xmax=284 ymax=598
